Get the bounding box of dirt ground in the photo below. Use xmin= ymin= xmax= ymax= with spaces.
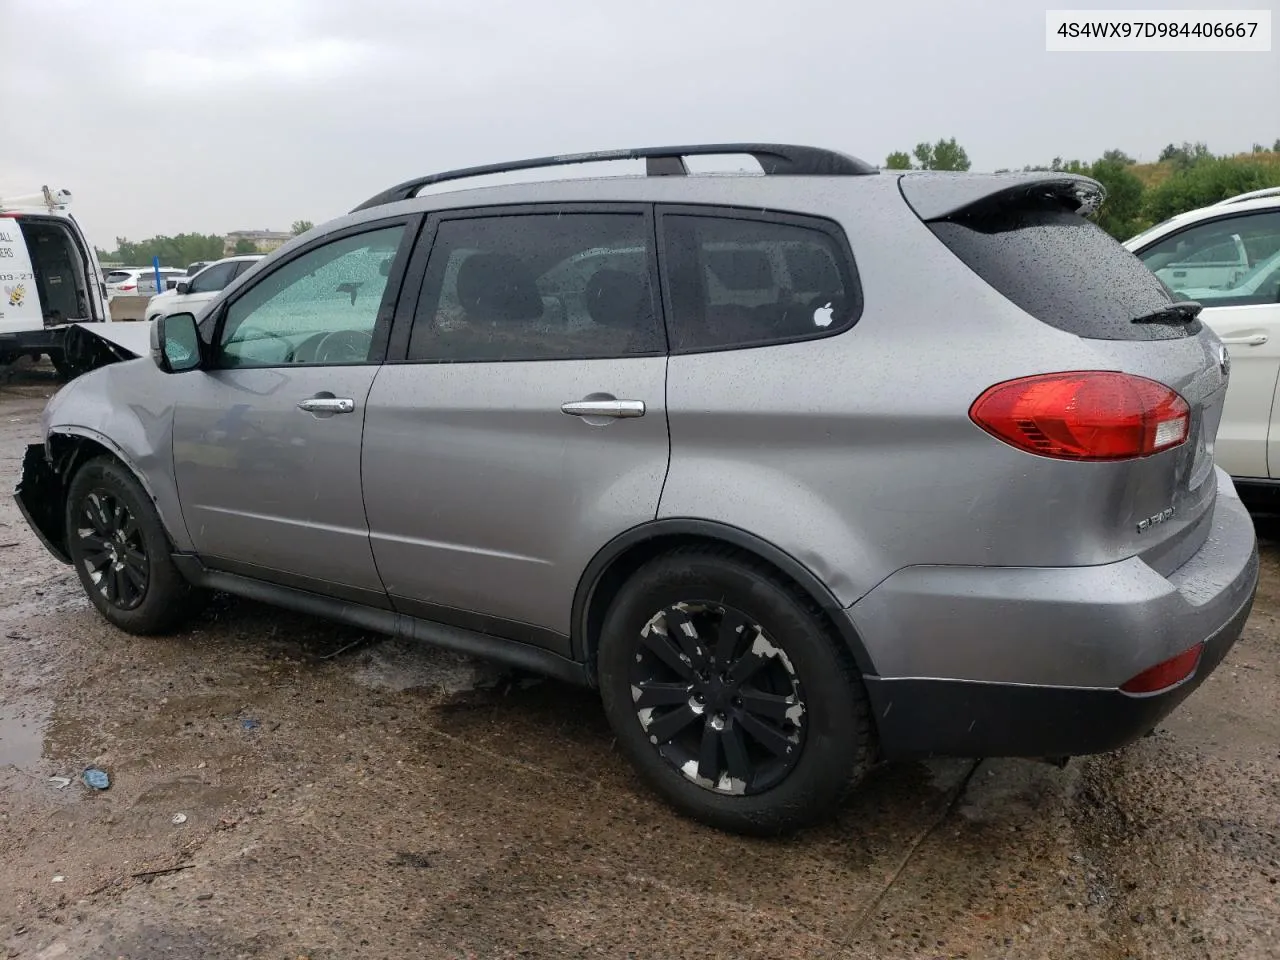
xmin=1 ymin=362 xmax=1279 ymax=960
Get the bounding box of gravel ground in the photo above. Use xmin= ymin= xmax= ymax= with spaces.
xmin=1 ymin=361 xmax=1278 ymax=959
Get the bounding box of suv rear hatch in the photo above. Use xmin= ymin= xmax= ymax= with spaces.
xmin=901 ymin=173 xmax=1227 ymax=573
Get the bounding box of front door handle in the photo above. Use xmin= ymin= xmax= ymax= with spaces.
xmin=1220 ymin=334 xmax=1268 ymax=346
xmin=297 ymin=397 xmax=355 ymax=414
xmin=561 ymin=399 xmax=646 ymax=419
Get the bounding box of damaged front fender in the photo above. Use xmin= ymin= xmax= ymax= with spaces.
xmin=14 ymin=442 xmax=71 ymax=563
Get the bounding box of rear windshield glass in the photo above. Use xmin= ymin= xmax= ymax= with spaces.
xmin=929 ymin=203 xmax=1195 ymax=340
xmin=105 ymin=272 xmax=133 ymax=283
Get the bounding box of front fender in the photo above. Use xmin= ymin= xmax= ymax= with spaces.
xmin=37 ymin=359 xmax=190 ymax=552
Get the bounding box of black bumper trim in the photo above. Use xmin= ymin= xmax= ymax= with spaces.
xmin=865 ymin=584 xmax=1256 ymax=760
xmin=13 ymin=443 xmax=71 ymax=564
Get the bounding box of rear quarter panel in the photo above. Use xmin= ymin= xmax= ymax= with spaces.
xmin=659 ymin=185 xmax=1225 ymax=607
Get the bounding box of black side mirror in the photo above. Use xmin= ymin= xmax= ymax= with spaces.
xmin=176 ymin=281 xmax=191 ymax=295
xmin=151 ymin=313 xmax=202 ymax=373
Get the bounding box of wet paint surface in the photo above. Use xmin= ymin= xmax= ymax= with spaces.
xmin=1 ymin=361 xmax=1279 ymax=959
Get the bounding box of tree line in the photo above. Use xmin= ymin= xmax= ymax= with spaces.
xmin=97 ymin=220 xmax=315 ymax=267
xmin=883 ymin=137 xmax=1280 ymax=239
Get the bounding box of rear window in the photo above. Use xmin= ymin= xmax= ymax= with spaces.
xmin=929 ymin=202 xmax=1192 ymax=341
xmin=105 ymin=271 xmax=133 ymax=283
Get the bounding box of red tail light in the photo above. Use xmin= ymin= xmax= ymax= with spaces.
xmin=1120 ymin=643 xmax=1204 ymax=694
xmin=120 ymin=283 xmax=136 ymax=291
xmin=970 ymin=371 xmax=1190 ymax=461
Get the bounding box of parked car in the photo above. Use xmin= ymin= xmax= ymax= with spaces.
xmin=144 ymin=254 xmax=263 ymax=322
xmin=15 ymin=144 xmax=1259 ymax=834
xmin=1125 ymin=190 xmax=1280 ymax=505
xmin=0 ymin=186 xmax=111 ymax=375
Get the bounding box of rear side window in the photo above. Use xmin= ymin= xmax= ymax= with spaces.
xmin=660 ymin=213 xmax=858 ymax=353
xmin=929 ymin=203 xmax=1188 ymax=340
xmin=408 ymin=213 xmax=663 ymax=362
xmin=188 ymin=260 xmax=238 ymax=293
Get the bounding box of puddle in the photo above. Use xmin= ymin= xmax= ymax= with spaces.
xmin=349 ymin=639 xmax=506 ymax=694
xmin=0 ymin=691 xmax=48 ymax=770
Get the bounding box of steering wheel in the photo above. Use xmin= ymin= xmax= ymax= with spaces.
xmin=313 ymin=329 xmax=373 ymax=363
xmin=231 ymin=326 xmax=294 ymax=364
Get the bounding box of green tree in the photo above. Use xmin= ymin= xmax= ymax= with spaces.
xmin=1274 ymin=138 xmax=1280 ymax=152
xmin=1143 ymin=157 xmax=1280 ymax=222
xmin=99 ymin=233 xmax=226 ymax=267
xmin=291 ymin=220 xmax=314 ymax=235
xmin=1100 ymin=148 xmax=1135 ymax=165
xmin=910 ymin=137 xmax=971 ymax=171
xmin=233 ymin=238 xmax=259 ymax=255
xmin=1088 ymin=158 xmax=1146 ymax=239
xmin=1158 ymin=141 xmax=1212 ymax=170
xmin=884 ymin=151 xmax=912 ymax=170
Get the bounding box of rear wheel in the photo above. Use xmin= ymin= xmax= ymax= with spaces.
xmin=65 ymin=456 xmax=203 ymax=634
xmin=597 ymin=546 xmax=873 ymax=835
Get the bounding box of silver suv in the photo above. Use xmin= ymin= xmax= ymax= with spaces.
xmin=14 ymin=144 xmax=1260 ymax=834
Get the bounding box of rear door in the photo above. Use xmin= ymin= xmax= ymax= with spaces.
xmin=361 ymin=205 xmax=669 ymax=651
xmin=1133 ymin=209 xmax=1280 ymax=478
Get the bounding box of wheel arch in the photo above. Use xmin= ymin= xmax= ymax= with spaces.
xmin=31 ymin=430 xmax=164 ymax=558
xmin=571 ymin=519 xmax=878 ymax=679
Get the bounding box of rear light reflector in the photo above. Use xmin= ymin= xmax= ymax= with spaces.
xmin=1120 ymin=643 xmax=1204 ymax=694
xmin=970 ymin=371 xmax=1190 ymax=461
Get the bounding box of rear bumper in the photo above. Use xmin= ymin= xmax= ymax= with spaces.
xmin=851 ymin=469 xmax=1259 ymax=759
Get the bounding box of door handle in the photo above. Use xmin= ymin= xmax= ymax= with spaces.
xmin=297 ymin=397 xmax=355 ymax=414
xmin=561 ymin=399 xmax=646 ymax=419
xmin=1220 ymin=334 xmax=1268 ymax=346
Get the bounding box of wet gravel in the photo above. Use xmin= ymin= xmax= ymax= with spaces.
xmin=1 ymin=362 xmax=1279 ymax=958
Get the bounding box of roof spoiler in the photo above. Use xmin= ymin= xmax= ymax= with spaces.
xmin=897 ymin=172 xmax=1105 ymax=222
xmin=351 ymin=143 xmax=878 ymax=212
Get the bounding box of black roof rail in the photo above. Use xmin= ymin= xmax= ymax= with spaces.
xmin=351 ymin=143 xmax=877 ymax=212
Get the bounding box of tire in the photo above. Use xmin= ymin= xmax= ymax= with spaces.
xmin=65 ymin=456 xmax=203 ymax=634
xmin=597 ymin=546 xmax=874 ymax=835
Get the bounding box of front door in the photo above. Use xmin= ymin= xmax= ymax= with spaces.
xmin=173 ymin=220 xmax=415 ymax=602
xmin=362 ymin=207 xmax=670 ymax=650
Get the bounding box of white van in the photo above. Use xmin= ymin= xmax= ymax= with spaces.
xmin=0 ymin=186 xmax=111 ymax=375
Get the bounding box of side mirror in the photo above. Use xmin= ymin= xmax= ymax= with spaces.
xmin=150 ymin=313 xmax=202 ymax=373
xmin=175 ymin=281 xmax=191 ymax=295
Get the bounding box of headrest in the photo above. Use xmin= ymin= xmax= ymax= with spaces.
xmin=584 ymin=269 xmax=650 ymax=328
xmin=456 ymin=253 xmax=543 ymax=322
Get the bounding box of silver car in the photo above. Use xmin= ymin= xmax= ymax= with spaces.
xmin=14 ymin=144 xmax=1260 ymax=834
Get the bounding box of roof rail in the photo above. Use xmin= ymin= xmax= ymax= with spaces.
xmin=1213 ymin=186 xmax=1280 ymax=206
xmin=351 ymin=143 xmax=877 ymax=212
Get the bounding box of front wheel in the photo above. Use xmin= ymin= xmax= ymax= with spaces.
xmin=597 ymin=547 xmax=874 ymax=835
xmin=65 ymin=456 xmax=204 ymax=634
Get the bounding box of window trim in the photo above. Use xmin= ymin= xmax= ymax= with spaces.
xmin=203 ymin=215 xmax=423 ymax=370
xmin=1132 ymin=208 xmax=1280 ymax=309
xmin=384 ymin=202 xmax=666 ymax=364
xmin=655 ymin=204 xmax=864 ymax=356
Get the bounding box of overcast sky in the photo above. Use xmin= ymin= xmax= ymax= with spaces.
xmin=5 ymin=0 xmax=1276 ymax=245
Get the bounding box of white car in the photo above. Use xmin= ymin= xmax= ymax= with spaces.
xmin=1125 ymin=189 xmax=1280 ymax=503
xmin=144 ymin=254 xmax=263 ymax=322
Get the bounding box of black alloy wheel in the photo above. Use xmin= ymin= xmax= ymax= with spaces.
xmin=74 ymin=488 xmax=149 ymax=610
xmin=629 ymin=601 xmax=806 ymax=796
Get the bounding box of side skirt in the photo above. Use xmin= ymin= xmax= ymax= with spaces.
xmin=171 ymin=555 xmax=592 ymax=687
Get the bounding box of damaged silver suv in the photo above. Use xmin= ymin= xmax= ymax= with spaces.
xmin=15 ymin=144 xmax=1259 ymax=835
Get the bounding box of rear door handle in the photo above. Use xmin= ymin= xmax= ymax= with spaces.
xmin=561 ymin=399 xmax=646 ymax=419
xmin=297 ymin=397 xmax=355 ymax=414
xmin=1220 ymin=334 xmax=1268 ymax=346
